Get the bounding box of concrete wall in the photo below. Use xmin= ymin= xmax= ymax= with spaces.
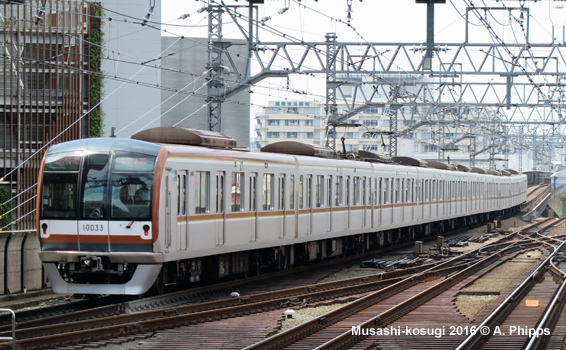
xmin=101 ymin=0 xmax=162 ymax=138
xmin=1 ymin=231 xmax=42 ymax=295
xmin=160 ymin=37 xmax=250 ymax=148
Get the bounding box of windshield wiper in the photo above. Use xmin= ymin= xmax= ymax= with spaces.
xmin=126 ymin=209 xmax=146 ymax=228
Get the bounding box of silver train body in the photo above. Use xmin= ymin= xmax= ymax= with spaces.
xmin=37 ymin=127 xmax=527 ymax=295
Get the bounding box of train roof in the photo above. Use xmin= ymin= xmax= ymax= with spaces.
xmin=260 ymin=141 xmax=335 ymax=158
xmin=131 ymin=127 xmax=237 ymax=148
xmin=46 ymin=137 xmax=162 ymax=156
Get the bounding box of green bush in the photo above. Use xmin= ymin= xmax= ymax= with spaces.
xmin=0 ymin=187 xmax=12 ymax=230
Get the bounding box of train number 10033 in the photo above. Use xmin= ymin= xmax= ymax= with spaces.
xmin=82 ymin=224 xmax=104 ymax=232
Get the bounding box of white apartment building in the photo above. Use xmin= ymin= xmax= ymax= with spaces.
xmin=255 ymin=100 xmax=523 ymax=170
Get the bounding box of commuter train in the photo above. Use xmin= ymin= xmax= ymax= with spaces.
xmin=37 ymin=127 xmax=527 ymax=295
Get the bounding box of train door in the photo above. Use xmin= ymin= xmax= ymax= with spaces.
xmin=249 ymin=172 xmax=258 ymax=241
xmin=177 ymin=171 xmax=188 ymax=250
xmin=215 ymin=172 xmax=225 ymax=246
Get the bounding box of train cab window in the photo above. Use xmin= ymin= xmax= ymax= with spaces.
xmin=41 ymin=178 xmax=78 ymax=219
xmin=41 ymin=152 xmax=81 ymax=219
xmin=263 ymin=173 xmax=274 ymax=210
xmin=195 ymin=171 xmax=210 ymax=214
xmin=335 ymin=176 xmax=343 ymax=206
xmin=231 ymin=172 xmax=244 ymax=212
xmin=290 ymin=175 xmax=295 ymax=210
xmin=81 ymin=154 xmax=109 ymax=219
xmin=110 ymin=153 xmax=155 ymax=220
xmin=315 ymin=175 xmax=324 ymax=208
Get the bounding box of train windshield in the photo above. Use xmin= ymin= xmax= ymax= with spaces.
xmin=110 ymin=153 xmax=155 ymax=220
xmin=41 ymin=150 xmax=156 ymax=221
xmin=41 ymin=152 xmax=82 ymax=219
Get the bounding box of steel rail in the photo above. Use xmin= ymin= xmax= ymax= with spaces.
xmin=454 ymin=241 xmax=566 ymax=350
xmin=524 ymin=259 xmax=566 ymax=350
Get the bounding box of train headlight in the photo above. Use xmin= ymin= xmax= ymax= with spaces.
xmin=141 ymin=224 xmax=152 ymax=240
xmin=41 ymin=223 xmax=49 ymax=238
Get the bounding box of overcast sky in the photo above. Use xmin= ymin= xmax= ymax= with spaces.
xmin=158 ymin=0 xmax=566 ymax=116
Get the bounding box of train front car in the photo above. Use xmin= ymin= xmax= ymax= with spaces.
xmin=37 ymin=138 xmax=163 ymax=295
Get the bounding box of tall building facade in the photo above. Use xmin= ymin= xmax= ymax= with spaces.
xmin=160 ymin=37 xmax=251 ymax=148
xmin=100 ymin=0 xmax=162 ymax=138
xmin=255 ymin=100 xmax=522 ymax=170
xmin=0 ymin=0 xmax=96 ymax=229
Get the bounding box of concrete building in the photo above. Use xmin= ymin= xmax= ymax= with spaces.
xmin=0 ymin=0 xmax=94 ymax=229
xmin=160 ymin=37 xmax=250 ymax=148
xmin=255 ymin=100 xmax=519 ymax=170
xmin=101 ymin=0 xmax=162 ymax=138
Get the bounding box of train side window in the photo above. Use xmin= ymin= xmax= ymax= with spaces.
xmin=315 ymin=175 xmax=324 ymax=208
xmin=263 ymin=173 xmax=274 ymax=210
xmin=353 ymin=176 xmax=360 ymax=205
xmin=335 ymin=176 xmax=343 ymax=206
xmin=183 ymin=175 xmax=187 ymax=215
xmin=279 ymin=174 xmax=285 ymax=210
xmin=378 ymin=178 xmax=382 ymax=205
xmin=373 ymin=178 xmax=381 ymax=205
xmin=384 ymin=178 xmax=390 ymax=204
xmin=306 ymin=175 xmax=312 ymax=209
xmin=231 ymin=172 xmax=244 ymax=212
xmin=327 ymin=176 xmax=332 ymax=207
xmin=395 ymin=178 xmax=400 ymax=204
xmin=290 ymin=175 xmax=295 ymax=210
xmin=299 ymin=175 xmax=304 ymax=209
xmin=363 ymin=177 xmax=367 ymax=206
xmin=216 ymin=173 xmax=224 ymax=214
xmin=177 ymin=175 xmax=181 ymax=216
xmin=249 ymin=173 xmax=257 ymax=212
xmin=195 ymin=171 xmax=210 ymax=214
xmin=407 ymin=179 xmax=412 ymax=203
xmin=346 ymin=176 xmax=351 ymax=207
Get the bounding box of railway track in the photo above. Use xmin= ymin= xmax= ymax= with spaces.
xmin=0 ymin=218 xmax=559 ymax=349
xmin=241 ymin=219 xmax=565 ymax=350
